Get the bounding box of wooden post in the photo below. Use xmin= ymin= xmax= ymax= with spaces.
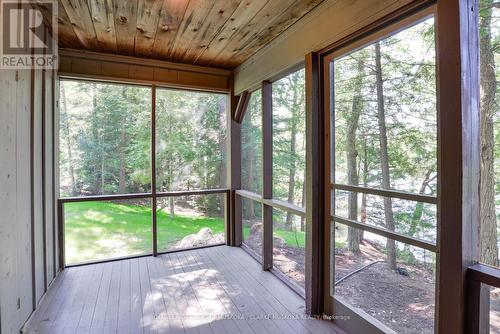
xmin=262 ymin=80 xmax=273 ymax=270
xmin=228 ymin=74 xmax=242 ymax=246
xmin=305 ymin=52 xmax=325 ymax=315
xmin=436 ymin=0 xmax=481 ymax=332
xmin=467 ymin=275 xmax=489 ymax=333
xmin=57 ymin=200 xmax=65 ymax=270
xmin=151 ymin=85 xmax=158 ymax=256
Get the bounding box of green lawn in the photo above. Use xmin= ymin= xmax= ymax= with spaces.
xmin=64 ymin=201 xmax=307 ymax=265
xmin=64 ymin=201 xmax=224 ymax=264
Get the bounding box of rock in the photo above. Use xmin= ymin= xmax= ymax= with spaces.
xmin=174 ymin=228 xmax=225 ymax=249
xmin=273 ymin=236 xmax=285 ymax=248
xmin=249 ymin=223 xmax=262 ymax=238
xmin=396 ymin=267 xmax=409 ymax=276
xmin=196 ymin=227 xmax=214 ymax=241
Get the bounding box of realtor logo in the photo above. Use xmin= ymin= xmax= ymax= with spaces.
xmin=1 ymin=0 xmax=58 ymax=69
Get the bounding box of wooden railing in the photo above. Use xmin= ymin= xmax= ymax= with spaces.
xmin=57 ymin=188 xmax=230 ymax=269
xmin=467 ymin=264 xmax=500 ymax=333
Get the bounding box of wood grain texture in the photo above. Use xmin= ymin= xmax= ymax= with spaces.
xmin=89 ymin=0 xmax=117 ymax=52
xmin=54 ymin=0 xmax=325 ymax=69
xmin=112 ymin=0 xmax=138 ymax=55
xmin=135 ymin=0 xmax=164 ymax=57
xmin=23 ymin=247 xmax=344 ymax=334
xmin=60 ymin=0 xmax=100 ymax=50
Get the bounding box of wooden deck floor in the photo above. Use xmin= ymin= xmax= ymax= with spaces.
xmin=23 ymin=246 xmax=343 ymax=334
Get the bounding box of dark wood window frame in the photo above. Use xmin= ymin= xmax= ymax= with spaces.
xmin=236 ymin=70 xmax=308 ymax=298
xmin=321 ymin=6 xmax=439 ymax=333
xmin=56 ymin=77 xmax=231 ymax=269
xmin=309 ymin=0 xmax=485 ymax=332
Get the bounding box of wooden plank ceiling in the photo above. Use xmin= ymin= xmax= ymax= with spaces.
xmin=54 ymin=0 xmax=325 ymax=70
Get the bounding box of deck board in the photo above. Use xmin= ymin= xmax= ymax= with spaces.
xmin=23 ymin=246 xmax=343 ymax=334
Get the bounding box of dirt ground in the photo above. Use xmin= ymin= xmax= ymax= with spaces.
xmin=249 ymin=238 xmax=437 ymax=334
xmin=334 ymin=242 xmax=435 ymax=334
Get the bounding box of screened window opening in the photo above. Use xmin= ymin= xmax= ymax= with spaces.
xmin=59 ymin=80 xmax=228 ymax=265
xmin=241 ymin=90 xmax=263 ymax=194
xmin=330 ymin=17 xmax=437 ymax=333
xmin=59 ymin=80 xmax=152 ymax=197
xmin=155 ymin=88 xmax=227 ymax=192
xmin=477 ymin=4 xmax=500 ymax=332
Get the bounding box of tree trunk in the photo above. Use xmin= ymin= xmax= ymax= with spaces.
xmin=286 ymin=82 xmax=299 ymax=227
xmin=92 ymin=84 xmax=101 ymax=194
xmin=169 ymin=198 xmax=175 ymax=219
xmin=246 ymin=120 xmax=256 ymax=219
xmin=60 ymin=84 xmax=76 ymax=195
xmin=118 ymin=129 xmax=126 ymax=193
xmin=346 ymin=59 xmax=365 ymax=253
xmin=167 ymin=158 xmax=175 ymax=218
xmin=118 ymin=88 xmax=127 ymax=193
xmin=359 ymin=138 xmax=368 ymax=244
xmin=218 ymin=97 xmax=227 ymax=188
xmin=375 ymin=42 xmax=397 ymax=270
xmin=301 ymin=180 xmax=306 ymax=231
xmin=479 ymin=0 xmax=499 ymax=266
xmin=408 ymin=170 xmax=433 ymax=238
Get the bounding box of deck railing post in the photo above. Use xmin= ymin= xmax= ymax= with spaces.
xmin=262 ymin=80 xmax=273 ymax=270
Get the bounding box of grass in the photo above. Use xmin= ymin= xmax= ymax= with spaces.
xmin=64 ymin=201 xmax=307 ymax=264
xmin=64 ymin=201 xmax=224 ymax=264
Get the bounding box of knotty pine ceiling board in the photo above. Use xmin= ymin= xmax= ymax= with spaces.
xmin=52 ymin=0 xmax=325 ymax=70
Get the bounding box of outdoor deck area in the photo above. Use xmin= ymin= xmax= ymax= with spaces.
xmin=22 ymin=246 xmax=343 ymax=334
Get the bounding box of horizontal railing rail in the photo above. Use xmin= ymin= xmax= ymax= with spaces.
xmin=235 ymin=189 xmax=306 ymax=217
xmin=58 ymin=192 xmax=153 ymax=203
xmin=332 ymin=215 xmax=437 ymax=252
xmin=466 ymin=264 xmax=500 ymax=333
xmin=468 ymin=263 xmax=500 ymax=288
xmin=332 ymin=183 xmax=437 ymax=204
xmin=156 ymin=188 xmax=229 ymax=198
xmin=57 ymin=188 xmax=230 ymax=269
xmin=59 ymin=188 xmax=230 ymax=203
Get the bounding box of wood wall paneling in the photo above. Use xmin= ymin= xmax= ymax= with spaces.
xmin=58 ymin=49 xmax=231 ymax=92
xmin=0 ymin=65 xmax=57 ymax=334
xmin=33 ymin=69 xmax=46 ymax=304
xmin=0 ymin=69 xmax=34 ymax=333
xmin=45 ymin=69 xmax=56 ymax=285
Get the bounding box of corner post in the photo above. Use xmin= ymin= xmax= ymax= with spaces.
xmin=228 ymin=74 xmax=242 ymax=246
xmin=436 ymin=0 xmax=481 ymax=332
xmin=305 ymin=51 xmax=326 ymax=315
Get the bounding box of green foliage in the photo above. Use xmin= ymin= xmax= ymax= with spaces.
xmin=60 ymin=82 xmax=227 ymax=216
xmin=334 ymin=18 xmax=438 ymax=250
